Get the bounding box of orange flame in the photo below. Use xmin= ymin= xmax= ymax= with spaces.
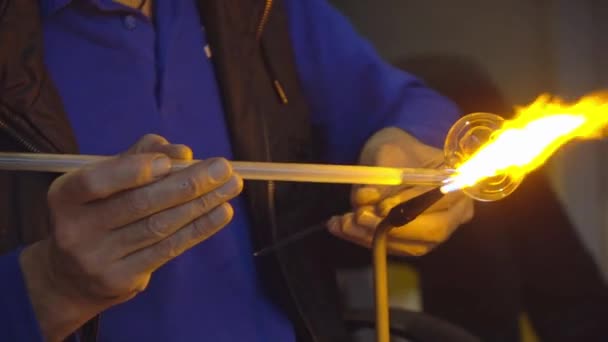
xmin=442 ymin=92 xmax=608 ymax=193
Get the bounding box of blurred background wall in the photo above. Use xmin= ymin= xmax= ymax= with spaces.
xmin=329 ymin=0 xmax=608 ymax=279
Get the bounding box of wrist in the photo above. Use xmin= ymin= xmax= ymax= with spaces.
xmin=19 ymin=240 xmax=101 ymax=342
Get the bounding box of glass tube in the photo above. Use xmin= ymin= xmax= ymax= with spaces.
xmin=0 ymin=113 xmax=521 ymax=197
xmin=0 ymin=152 xmax=453 ymax=186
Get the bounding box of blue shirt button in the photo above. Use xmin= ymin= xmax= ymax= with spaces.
xmin=123 ymin=15 xmax=137 ymax=30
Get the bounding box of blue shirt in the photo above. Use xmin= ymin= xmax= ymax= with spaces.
xmin=0 ymin=0 xmax=459 ymax=341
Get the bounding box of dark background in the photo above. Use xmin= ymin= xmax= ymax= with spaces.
xmin=330 ymin=0 xmax=608 ymax=274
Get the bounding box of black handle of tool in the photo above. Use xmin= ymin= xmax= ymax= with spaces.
xmin=381 ymin=187 xmax=444 ymax=228
xmin=254 ymin=187 xmax=444 ymax=256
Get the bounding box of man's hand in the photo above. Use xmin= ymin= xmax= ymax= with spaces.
xmin=328 ymin=128 xmax=474 ymax=256
xmin=20 ymin=134 xmax=243 ymax=342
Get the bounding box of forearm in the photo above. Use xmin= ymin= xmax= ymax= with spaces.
xmin=0 ymin=246 xmax=46 ymax=341
xmin=19 ymin=240 xmax=102 ymax=342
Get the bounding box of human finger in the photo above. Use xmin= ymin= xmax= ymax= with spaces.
xmin=118 ymin=203 xmax=234 ymax=274
xmin=49 ymin=153 xmax=171 ymax=204
xmin=124 ymin=134 xmax=169 ymax=154
xmin=386 ymin=195 xmax=473 ymax=243
xmin=151 ymin=144 xmax=193 ymax=161
xmin=90 ymin=158 xmax=233 ymax=229
xmin=107 ymin=175 xmax=242 ymax=258
xmin=123 ymin=134 xmax=193 ymax=160
xmin=354 ymin=206 xmax=458 ymax=246
xmin=328 ymin=213 xmax=372 ymax=247
xmin=377 ymin=186 xmax=461 ymax=217
xmin=328 ymin=213 xmax=434 ymax=256
xmin=354 ymin=206 xmax=382 ymax=229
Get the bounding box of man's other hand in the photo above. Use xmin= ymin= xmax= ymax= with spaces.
xmin=20 ymin=134 xmax=243 ymax=342
xmin=327 ymin=128 xmax=474 ymax=256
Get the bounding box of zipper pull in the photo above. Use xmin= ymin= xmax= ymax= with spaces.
xmin=273 ymin=80 xmax=289 ymax=104
xmin=260 ymin=41 xmax=289 ymax=105
xmin=256 ymin=0 xmax=287 ymax=104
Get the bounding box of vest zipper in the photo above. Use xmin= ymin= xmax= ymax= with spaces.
xmin=257 ymin=0 xmax=289 ymax=104
xmin=258 ymin=1 xmax=312 ymax=337
xmin=260 ymin=45 xmax=289 ymax=105
xmin=256 ymin=0 xmax=273 ymax=41
xmin=0 ymin=118 xmax=42 ymax=153
xmin=260 ymin=110 xmax=317 ymax=342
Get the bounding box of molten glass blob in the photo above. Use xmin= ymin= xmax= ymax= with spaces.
xmin=443 ymin=113 xmax=523 ymax=201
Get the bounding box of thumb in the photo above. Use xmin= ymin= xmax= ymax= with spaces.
xmin=124 ymin=134 xmax=193 ymax=161
xmin=351 ymin=143 xmax=415 ymax=206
